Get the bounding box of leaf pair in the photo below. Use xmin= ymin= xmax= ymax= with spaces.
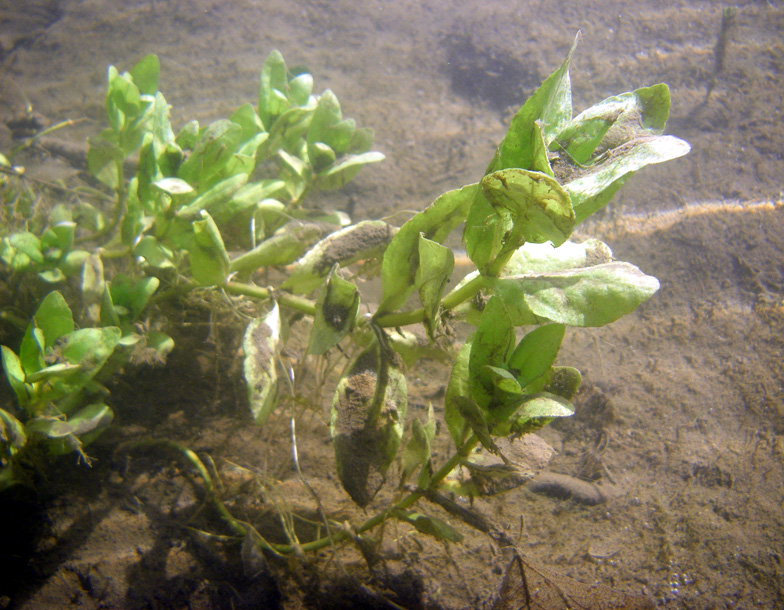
xmin=464 ymin=34 xmax=689 ymax=274
xmin=445 ymin=297 xmax=575 ymax=450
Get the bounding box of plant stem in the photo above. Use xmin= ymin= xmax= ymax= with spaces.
xmin=223 ymin=281 xmax=316 ymax=317
xmin=374 ymin=274 xmax=486 ymax=328
xmin=226 ymin=267 xmax=485 ymax=329
xmin=290 ymin=434 xmax=480 ymax=554
xmin=0 ymin=309 xmax=29 ymax=330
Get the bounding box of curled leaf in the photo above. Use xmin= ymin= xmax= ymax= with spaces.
xmin=308 ymin=266 xmax=360 ymax=355
xmin=243 ymin=303 xmax=281 ymax=425
xmin=330 ymin=342 xmax=407 ymax=506
xmin=481 ymin=168 xmax=574 ymax=249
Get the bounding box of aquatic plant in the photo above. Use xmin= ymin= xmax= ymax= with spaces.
xmin=1 ymin=37 xmax=688 ymax=564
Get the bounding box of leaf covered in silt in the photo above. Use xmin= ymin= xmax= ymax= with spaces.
xmin=330 ymin=341 xmax=407 ymax=506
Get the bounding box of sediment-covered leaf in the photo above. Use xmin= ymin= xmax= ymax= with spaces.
xmin=283 ymin=220 xmax=395 ymax=294
xmin=330 ymin=343 xmax=407 ymax=507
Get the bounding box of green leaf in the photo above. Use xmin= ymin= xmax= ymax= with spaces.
xmin=153 ymin=177 xmax=194 ymax=196
xmin=33 ymin=291 xmax=74 ymax=349
xmin=567 ymin=134 xmax=691 ymax=224
xmin=378 ymin=183 xmax=478 ymax=314
xmin=480 ymin=168 xmax=574 ymax=249
xmin=482 ymin=365 xmax=523 ymax=400
xmin=100 ymin=284 xmax=121 ymax=328
xmin=27 ymin=403 xmax=114 ymax=456
xmin=400 ymin=417 xmax=432 ymax=488
xmin=0 ymin=408 xmax=26 ymax=458
xmin=188 ymin=211 xmax=230 ymax=286
xmin=260 ymin=101 xmax=316 ymax=161
xmin=81 ymin=253 xmax=105 ymax=325
xmin=134 ymin=236 xmax=175 ymax=269
xmin=230 ymin=224 xmax=323 ymax=274
xmin=24 ymin=362 xmax=82 ymax=384
xmin=109 ymin=275 xmax=160 ymax=320
xmin=493 ymin=261 xmax=660 ymax=327
xmin=41 ymin=221 xmax=75 ymax=257
xmin=107 ymin=67 xmax=141 ymax=129
xmin=507 ymin=393 xmax=574 ymax=436
xmin=219 ymin=179 xmax=285 ymax=220
xmin=444 ymin=341 xmax=471 ymax=447
xmin=283 ymin=221 xmax=395 ymax=294
xmin=176 ymin=120 xmax=200 ymax=149
xmin=129 ymin=54 xmax=160 ymax=96
xmin=400 ymin=403 xmax=436 ymax=488
xmin=9 ymin=232 xmax=43 ymax=265
xmin=1 ymin=346 xmax=30 ymax=408
xmin=555 ymin=84 xmax=673 ymax=166
xmin=87 ymin=129 xmax=124 ymax=189
xmin=308 ymin=90 xmax=343 ymax=152
xmin=455 ymin=395 xmax=498 ymax=454
xmin=176 ymin=173 xmax=249 ymax=219
xmin=308 ymin=267 xmax=360 ymax=355
xmin=508 ymin=323 xmax=565 ymax=388
xmin=61 ymin=327 xmax=122 ymax=376
xmin=314 ymin=151 xmax=385 ymax=189
xmin=393 ymin=510 xmax=463 ymax=543
xmin=330 ymin=342 xmax=407 ymax=507
xmin=463 ymin=189 xmax=510 ymax=272
xmin=230 ymin=102 xmax=265 ymax=143
xmin=502 ymin=238 xmax=613 ymax=275
xmin=258 ymin=50 xmax=289 ymax=129
xmin=19 ymin=325 xmax=45 ymax=376
xmin=152 ymin=92 xmax=177 ymax=165
xmin=469 ymin=296 xmax=514 ymax=411
xmin=67 ymin=402 xmax=114 ymax=438
xmin=177 ymin=120 xmax=243 ymax=186
xmin=309 ymin=142 xmax=336 ymax=172
xmin=146 ymin=331 xmax=175 ymax=360
xmin=415 ymin=234 xmax=455 ymax=340
xmin=137 ymin=134 xmax=162 ymax=209
xmin=488 ymin=33 xmax=578 ymax=173
xmin=288 ymin=73 xmax=314 ymax=106
xmin=243 ymin=303 xmax=281 ymax=425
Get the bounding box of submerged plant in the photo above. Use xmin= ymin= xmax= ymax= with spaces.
xmin=1 ymin=36 xmax=688 ymax=571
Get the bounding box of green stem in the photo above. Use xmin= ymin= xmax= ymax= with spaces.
xmin=117 ymin=439 xmax=247 ymax=538
xmin=227 ymin=263 xmax=486 ymax=329
xmin=223 ymin=281 xmax=316 ymax=317
xmin=0 ymin=309 xmax=29 ymax=330
xmin=121 ymin=426 xmax=478 ymax=555
xmin=374 ymin=274 xmax=487 ymax=328
xmin=293 ymin=434 xmax=480 ymax=554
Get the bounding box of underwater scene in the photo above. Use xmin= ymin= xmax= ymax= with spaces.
xmin=1 ymin=1 xmax=782 ymax=608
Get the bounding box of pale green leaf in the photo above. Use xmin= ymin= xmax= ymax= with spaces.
xmin=243 ymin=304 xmax=280 ymax=425
xmin=415 ymin=234 xmax=454 ymax=340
